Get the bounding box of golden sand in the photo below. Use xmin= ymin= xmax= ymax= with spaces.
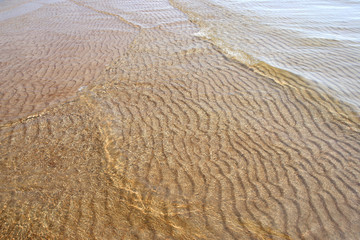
xmin=0 ymin=0 xmax=359 ymax=239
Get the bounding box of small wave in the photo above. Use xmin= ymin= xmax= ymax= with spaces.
xmin=170 ymin=0 xmax=360 ymax=113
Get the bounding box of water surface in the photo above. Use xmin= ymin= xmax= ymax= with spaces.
xmin=0 ymin=0 xmax=359 ymax=239
xmin=171 ymin=0 xmax=360 ymax=111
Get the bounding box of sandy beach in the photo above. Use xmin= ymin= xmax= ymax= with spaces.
xmin=0 ymin=0 xmax=359 ymax=239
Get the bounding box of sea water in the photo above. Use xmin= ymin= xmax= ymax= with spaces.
xmin=170 ymin=0 xmax=360 ymax=111
xmin=1 ymin=0 xmax=360 ymax=238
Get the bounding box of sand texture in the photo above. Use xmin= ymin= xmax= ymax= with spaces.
xmin=0 ymin=0 xmax=359 ymax=239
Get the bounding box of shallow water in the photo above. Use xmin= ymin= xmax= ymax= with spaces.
xmin=0 ymin=0 xmax=138 ymax=124
xmin=0 ymin=0 xmax=360 ymax=239
xmin=171 ymin=0 xmax=360 ymax=111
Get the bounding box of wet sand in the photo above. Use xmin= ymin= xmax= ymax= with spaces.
xmin=0 ymin=0 xmax=138 ymax=124
xmin=1 ymin=0 xmax=360 ymax=239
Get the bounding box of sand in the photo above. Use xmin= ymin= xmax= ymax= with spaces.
xmin=0 ymin=0 xmax=359 ymax=239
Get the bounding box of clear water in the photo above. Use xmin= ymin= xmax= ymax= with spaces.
xmin=171 ymin=0 xmax=360 ymax=111
xmin=1 ymin=0 xmax=360 ymax=238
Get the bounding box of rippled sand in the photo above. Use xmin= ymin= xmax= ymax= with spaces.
xmin=0 ymin=0 xmax=360 ymax=239
xmin=0 ymin=0 xmax=138 ymax=124
xmin=170 ymin=0 xmax=360 ymax=112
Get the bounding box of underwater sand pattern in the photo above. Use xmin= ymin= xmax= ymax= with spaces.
xmin=0 ymin=0 xmax=359 ymax=239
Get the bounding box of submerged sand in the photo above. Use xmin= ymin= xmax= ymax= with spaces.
xmin=0 ymin=0 xmax=359 ymax=239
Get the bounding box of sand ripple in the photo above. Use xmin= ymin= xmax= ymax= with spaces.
xmin=0 ymin=0 xmax=359 ymax=239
